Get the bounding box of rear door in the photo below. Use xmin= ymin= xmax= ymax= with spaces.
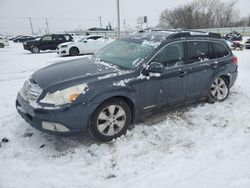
xmin=185 ymin=40 xmax=218 ymax=99
xmin=52 ymin=35 xmax=66 ymax=49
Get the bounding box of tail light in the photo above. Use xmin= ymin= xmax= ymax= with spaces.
xmin=233 ymin=55 xmax=238 ymax=65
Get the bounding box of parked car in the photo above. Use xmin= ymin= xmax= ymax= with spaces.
xmin=57 ymin=35 xmax=114 ymax=56
xmin=223 ymin=31 xmax=242 ymax=41
xmin=13 ymin=36 xmax=37 ymax=43
xmin=23 ymin=34 xmax=73 ymax=53
xmin=245 ymin=39 xmax=250 ymax=49
xmin=231 ymin=40 xmax=244 ymax=50
xmin=9 ymin=35 xmax=22 ymax=41
xmin=0 ymin=36 xmax=9 ymax=48
xmin=16 ymin=30 xmax=238 ymax=141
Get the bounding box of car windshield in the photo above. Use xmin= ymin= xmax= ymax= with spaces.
xmin=95 ymin=39 xmax=154 ymax=69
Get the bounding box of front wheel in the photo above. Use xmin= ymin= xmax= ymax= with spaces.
xmin=0 ymin=43 xmax=4 ymax=48
xmin=208 ymin=77 xmax=229 ymax=103
xmin=89 ymin=98 xmax=131 ymax=142
xmin=31 ymin=47 xmax=40 ymax=53
xmin=69 ymin=47 xmax=79 ymax=56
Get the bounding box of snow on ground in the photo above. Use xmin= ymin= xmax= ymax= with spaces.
xmin=0 ymin=42 xmax=250 ymax=188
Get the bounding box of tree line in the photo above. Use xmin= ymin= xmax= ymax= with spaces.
xmin=159 ymin=0 xmax=250 ymax=29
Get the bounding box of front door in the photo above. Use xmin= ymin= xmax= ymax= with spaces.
xmin=39 ymin=35 xmax=54 ymax=50
xmin=149 ymin=41 xmax=188 ymax=106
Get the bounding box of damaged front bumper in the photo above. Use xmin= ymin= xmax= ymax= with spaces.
xmin=16 ymin=92 xmax=91 ymax=135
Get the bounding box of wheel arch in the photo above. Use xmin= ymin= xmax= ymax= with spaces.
xmin=207 ymin=67 xmax=231 ymax=91
xmin=220 ymin=75 xmax=230 ymax=86
xmin=90 ymin=95 xmax=136 ymax=125
xmin=69 ymin=46 xmax=79 ymax=52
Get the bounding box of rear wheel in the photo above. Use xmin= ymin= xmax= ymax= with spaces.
xmin=31 ymin=47 xmax=40 ymax=53
xmin=89 ymin=98 xmax=131 ymax=142
xmin=0 ymin=43 xmax=4 ymax=48
xmin=69 ymin=47 xmax=79 ymax=56
xmin=209 ymin=77 xmax=229 ymax=103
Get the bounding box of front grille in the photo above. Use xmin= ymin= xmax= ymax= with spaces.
xmin=21 ymin=79 xmax=42 ymax=103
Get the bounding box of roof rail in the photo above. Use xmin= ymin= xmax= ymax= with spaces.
xmin=168 ymin=32 xmax=222 ymax=39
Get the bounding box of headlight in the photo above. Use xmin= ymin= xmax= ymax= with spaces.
xmin=60 ymin=45 xmax=68 ymax=48
xmin=40 ymin=84 xmax=88 ymax=106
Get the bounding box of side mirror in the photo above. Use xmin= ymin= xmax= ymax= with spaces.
xmin=142 ymin=62 xmax=165 ymax=76
xmin=148 ymin=62 xmax=165 ymax=73
xmin=84 ymin=40 xmax=87 ymax=43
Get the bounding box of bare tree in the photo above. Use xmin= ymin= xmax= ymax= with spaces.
xmin=159 ymin=0 xmax=240 ymax=29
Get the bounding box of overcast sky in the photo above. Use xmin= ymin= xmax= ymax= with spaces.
xmin=0 ymin=0 xmax=249 ymax=35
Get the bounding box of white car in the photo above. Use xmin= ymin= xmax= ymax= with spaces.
xmin=0 ymin=36 xmax=9 ymax=48
xmin=57 ymin=35 xmax=114 ymax=56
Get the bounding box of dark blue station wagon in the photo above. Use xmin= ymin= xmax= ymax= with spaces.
xmin=16 ymin=30 xmax=238 ymax=141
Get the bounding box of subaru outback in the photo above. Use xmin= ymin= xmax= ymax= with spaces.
xmin=16 ymin=30 xmax=238 ymax=141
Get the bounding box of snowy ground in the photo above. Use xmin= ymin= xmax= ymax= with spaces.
xmin=0 ymin=42 xmax=250 ymax=188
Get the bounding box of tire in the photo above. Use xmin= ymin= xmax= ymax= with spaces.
xmin=32 ymin=47 xmax=40 ymax=54
xmin=0 ymin=43 xmax=4 ymax=48
xmin=69 ymin=47 xmax=79 ymax=56
xmin=89 ymin=98 xmax=131 ymax=142
xmin=208 ymin=77 xmax=229 ymax=103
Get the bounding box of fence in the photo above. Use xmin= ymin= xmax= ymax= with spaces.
xmin=84 ymin=27 xmax=250 ymax=38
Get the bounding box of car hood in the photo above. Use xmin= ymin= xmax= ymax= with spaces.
xmin=58 ymin=42 xmax=75 ymax=47
xmin=31 ymin=57 xmax=120 ymax=90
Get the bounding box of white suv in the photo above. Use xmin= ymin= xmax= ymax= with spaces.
xmin=0 ymin=36 xmax=9 ymax=48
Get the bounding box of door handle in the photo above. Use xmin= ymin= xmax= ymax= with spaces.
xmin=179 ymin=71 xmax=187 ymax=78
xmin=210 ymin=62 xmax=218 ymax=69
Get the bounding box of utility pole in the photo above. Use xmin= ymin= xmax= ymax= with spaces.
xmin=98 ymin=16 xmax=102 ymax=28
xmin=123 ymin=19 xmax=126 ymax=31
xmin=117 ymin=0 xmax=121 ymax=38
xmin=29 ymin=17 xmax=34 ymax=35
xmin=45 ymin=18 xmax=49 ymax=34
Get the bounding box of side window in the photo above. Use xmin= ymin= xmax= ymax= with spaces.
xmin=212 ymin=42 xmax=230 ymax=58
xmin=41 ymin=35 xmax=52 ymax=41
xmin=54 ymin=35 xmax=65 ymax=41
xmin=187 ymin=41 xmax=212 ymax=63
xmin=152 ymin=42 xmax=185 ymax=68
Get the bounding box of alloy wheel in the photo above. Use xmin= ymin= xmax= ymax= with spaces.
xmin=210 ymin=77 xmax=229 ymax=101
xmin=32 ymin=47 xmax=39 ymax=53
xmin=97 ymin=105 xmax=126 ymax=136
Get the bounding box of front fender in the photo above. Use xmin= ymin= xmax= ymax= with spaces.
xmin=85 ymin=87 xmax=139 ymax=123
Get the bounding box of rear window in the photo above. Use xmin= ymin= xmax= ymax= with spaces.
xmin=64 ymin=34 xmax=71 ymax=41
xmin=187 ymin=41 xmax=214 ymax=63
xmin=211 ymin=42 xmax=230 ymax=58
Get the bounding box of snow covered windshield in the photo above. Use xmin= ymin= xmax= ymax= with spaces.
xmin=95 ymin=39 xmax=154 ymax=69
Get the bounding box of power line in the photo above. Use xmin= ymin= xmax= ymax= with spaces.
xmin=29 ymin=17 xmax=34 ymax=35
xmin=123 ymin=19 xmax=126 ymax=31
xmin=117 ymin=0 xmax=121 ymax=38
xmin=98 ymin=16 xmax=102 ymax=28
xmin=45 ymin=18 xmax=49 ymax=33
